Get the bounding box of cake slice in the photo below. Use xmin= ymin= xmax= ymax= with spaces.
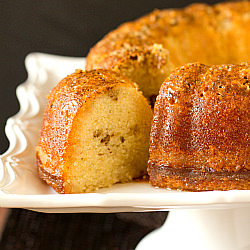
xmin=36 ymin=69 xmax=153 ymax=193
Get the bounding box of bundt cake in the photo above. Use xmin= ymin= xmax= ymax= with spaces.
xmin=36 ymin=69 xmax=153 ymax=193
xmin=37 ymin=1 xmax=250 ymax=193
xmin=148 ymin=62 xmax=250 ymax=191
xmin=86 ymin=1 xmax=250 ymax=105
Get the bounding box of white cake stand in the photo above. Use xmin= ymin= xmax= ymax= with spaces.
xmin=0 ymin=53 xmax=249 ymax=250
xmin=136 ymin=207 xmax=250 ymax=250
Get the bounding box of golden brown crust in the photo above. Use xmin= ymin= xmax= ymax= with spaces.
xmin=86 ymin=1 xmax=250 ymax=108
xmin=37 ymin=152 xmax=64 ymax=193
xmin=86 ymin=1 xmax=250 ymax=71
xmin=37 ymin=69 xmax=138 ymax=193
xmin=148 ymin=62 xmax=250 ymax=191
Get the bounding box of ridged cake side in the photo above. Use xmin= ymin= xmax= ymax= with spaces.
xmin=148 ymin=62 xmax=250 ymax=191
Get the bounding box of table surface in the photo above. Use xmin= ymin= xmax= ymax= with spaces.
xmin=0 ymin=0 xmax=224 ymax=249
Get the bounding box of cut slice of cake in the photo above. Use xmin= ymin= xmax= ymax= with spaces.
xmin=36 ymin=69 xmax=153 ymax=193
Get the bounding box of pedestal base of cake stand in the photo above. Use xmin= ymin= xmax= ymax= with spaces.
xmin=136 ymin=207 xmax=250 ymax=250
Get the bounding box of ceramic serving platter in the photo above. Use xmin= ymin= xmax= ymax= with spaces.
xmin=0 ymin=53 xmax=249 ymax=213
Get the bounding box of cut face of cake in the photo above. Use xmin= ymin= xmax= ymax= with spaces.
xmin=36 ymin=69 xmax=153 ymax=193
xmin=148 ymin=62 xmax=250 ymax=191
